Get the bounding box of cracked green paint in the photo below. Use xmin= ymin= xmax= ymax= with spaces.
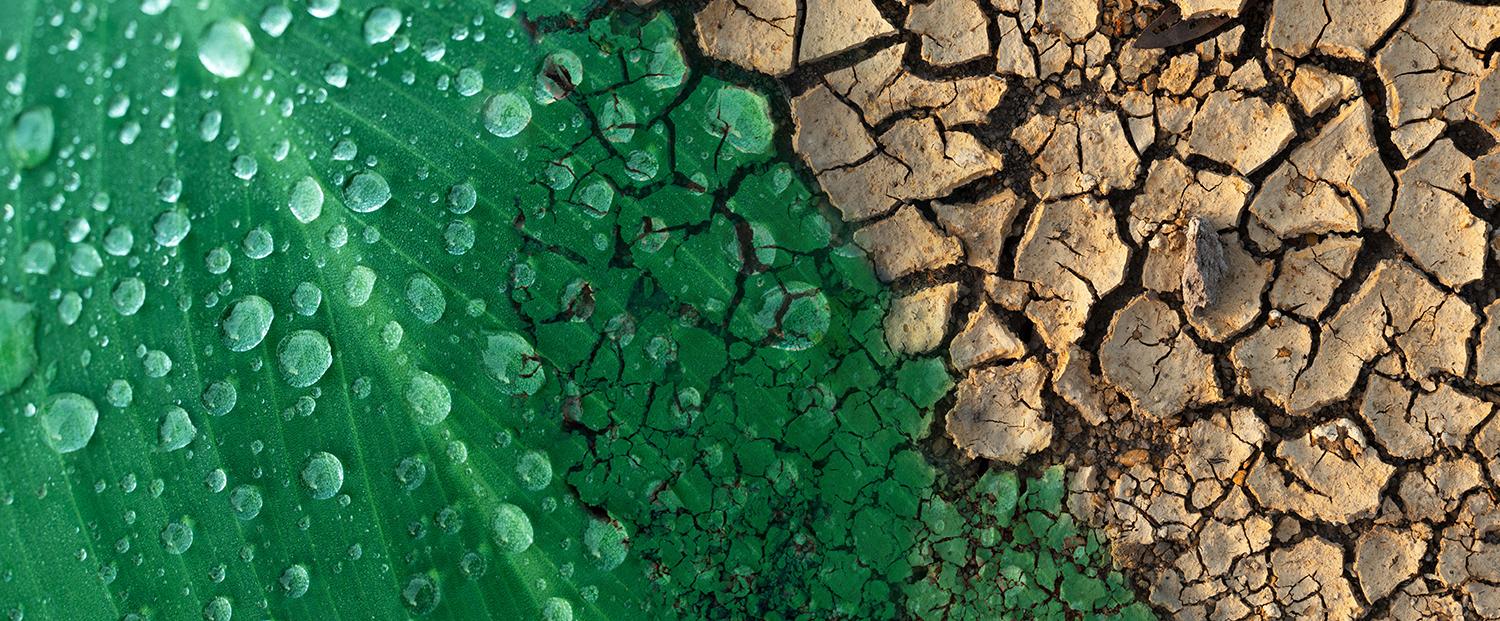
xmin=0 ymin=1 xmax=1148 ymax=619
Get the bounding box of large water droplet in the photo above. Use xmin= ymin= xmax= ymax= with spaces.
xmin=0 ymin=300 xmax=38 ymax=395
xmin=7 ymin=106 xmax=55 ymax=169
xmin=230 ymin=484 xmax=263 ymax=519
xmin=363 ymin=7 xmax=402 ymax=45
xmin=277 ymin=330 xmax=332 ymax=388
xmin=288 ymin=176 xmax=324 ymax=223
xmin=482 ymin=92 xmax=531 ymax=138
xmin=491 ymin=503 xmax=533 ymax=554
xmin=160 ymin=517 xmax=194 ymax=554
xmin=110 ymin=277 xmax=145 ymax=317
xmin=406 ymin=371 xmax=451 ymax=426
xmin=405 ymin=274 xmax=445 ymax=324
xmin=280 ymin=564 xmax=311 ymax=598
xmin=515 ymin=450 xmax=552 ymax=491
xmin=40 ymin=393 xmax=98 ymax=453
xmin=157 ymin=406 xmax=197 ymax=451
xmin=400 ymin=574 xmax=440 ymax=615
xmin=198 ymin=19 xmax=255 ymax=79
xmin=221 ymin=295 xmax=274 ymax=352
xmin=302 ymin=451 xmax=344 ymax=500
xmin=481 ymin=332 xmax=544 ymax=396
xmin=583 ymin=518 xmax=628 ymax=571
xmin=344 ymin=171 xmax=391 ymax=213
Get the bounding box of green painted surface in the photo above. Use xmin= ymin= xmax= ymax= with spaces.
xmin=0 ymin=0 xmax=1151 ymax=618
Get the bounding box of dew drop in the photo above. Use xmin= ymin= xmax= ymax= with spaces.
xmin=221 ymin=295 xmax=274 ymax=352
xmin=277 ymin=330 xmax=332 ymax=388
xmin=491 ymin=503 xmax=533 ymax=554
xmin=197 ymin=19 xmax=255 ymax=79
xmin=39 ymin=393 xmax=98 ymax=453
xmin=482 ymin=92 xmax=531 ymax=138
xmin=157 ymin=406 xmax=197 ymax=451
xmin=288 ymin=176 xmax=324 ymax=223
xmin=363 ymin=7 xmax=402 ymax=45
xmin=344 ymin=171 xmax=391 ymax=213
xmin=302 ymin=452 xmax=344 ymax=500
xmin=406 ymin=371 xmax=451 ymax=426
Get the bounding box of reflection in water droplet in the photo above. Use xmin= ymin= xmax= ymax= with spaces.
xmin=198 ymin=19 xmax=255 ymax=79
xmin=301 ymin=451 xmax=344 ymax=500
xmin=40 ymin=393 xmax=99 ymax=453
xmin=483 ymin=92 xmax=531 ymax=138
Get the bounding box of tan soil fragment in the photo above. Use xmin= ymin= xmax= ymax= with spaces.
xmin=905 ymin=0 xmax=990 ymax=67
xmin=851 ymin=204 xmax=962 ymax=281
xmin=799 ymin=0 xmax=896 ymax=64
xmin=1246 ymin=418 xmax=1394 ymax=523
xmin=1100 ymin=294 xmax=1221 ymax=420
xmin=694 ymin=0 xmax=797 ymax=76
xmin=946 ymin=359 xmax=1054 ymax=464
xmin=884 ymin=283 xmax=959 ymax=354
xmin=1187 ymin=91 xmax=1295 ymax=176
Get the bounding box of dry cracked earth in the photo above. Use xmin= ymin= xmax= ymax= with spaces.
xmin=679 ymin=0 xmax=1500 ymax=618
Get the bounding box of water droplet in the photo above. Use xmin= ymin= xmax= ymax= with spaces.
xmin=491 ymin=503 xmax=533 ymax=554
xmin=7 ymin=106 xmax=54 ymax=169
xmin=482 ymin=332 xmax=545 ymax=396
xmin=143 ymin=349 xmax=173 ymax=378
xmin=363 ymin=7 xmax=402 ymax=45
xmin=446 ymin=182 xmax=476 ymax=214
xmin=344 ymin=171 xmax=390 ymax=213
xmin=157 ymin=406 xmax=197 ymax=451
xmin=229 ymin=484 xmax=263 ymax=519
xmin=404 ymin=274 xmax=445 ymax=324
xmin=203 ymin=596 xmax=232 ymax=621
xmin=221 ymin=295 xmax=274 ymax=352
xmin=140 ymin=0 xmax=171 ymax=15
xmin=277 ymin=330 xmax=332 ymax=388
xmin=242 ymin=226 xmax=274 ymax=259
xmin=279 ymin=564 xmax=311 ymax=598
xmin=106 ymin=379 xmax=133 ymax=407
xmin=583 ymin=518 xmax=628 ymax=571
xmin=406 ymin=371 xmax=451 ymax=426
xmin=160 ymin=517 xmax=194 ymax=554
xmin=515 ymin=450 xmax=552 ymax=491
xmin=482 ymin=92 xmax=530 ymax=138
xmin=292 ymin=282 xmax=323 ymax=316
xmin=288 ymin=176 xmax=324 ymax=223
xmin=111 ymin=278 xmax=146 ymax=316
xmin=260 ymin=5 xmax=292 ymax=37
xmin=198 ymin=19 xmax=255 ymax=79
xmin=21 ymin=241 xmax=55 ymax=274
xmin=396 ymin=456 xmax=427 ymax=491
xmin=153 ymin=210 xmax=191 ymax=247
xmin=39 ymin=393 xmax=98 ymax=453
xmin=541 ymin=597 xmax=573 ymax=621
xmin=301 ymin=451 xmax=344 ymax=500
xmin=456 ymin=66 xmax=483 ymax=97
xmin=202 ymin=380 xmax=238 ymax=416
xmin=307 ymin=0 xmax=339 ymax=18
xmin=346 ymin=265 xmax=377 ymax=307
xmin=400 ymin=574 xmax=440 ymax=615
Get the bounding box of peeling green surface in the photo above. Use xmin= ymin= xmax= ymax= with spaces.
xmin=0 ymin=1 xmax=1148 ymax=619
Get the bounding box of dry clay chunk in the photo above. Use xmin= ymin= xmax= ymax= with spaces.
xmin=1354 ymin=526 xmax=1427 ymax=602
xmin=1100 ymin=294 xmax=1221 ymax=420
xmin=1188 ymin=91 xmax=1294 ymax=176
xmin=800 ymin=0 xmax=895 ymax=63
xmin=791 ymin=84 xmax=874 ymax=172
xmin=1247 ymin=418 xmax=1394 ymax=524
xmin=933 ymin=190 xmax=1021 ymax=273
xmin=1266 ymin=0 xmax=1404 ymax=60
xmin=823 ymin=43 xmax=1006 ymax=127
xmin=1271 ymin=536 xmax=1364 ymax=620
xmin=1249 ymin=100 xmax=1392 ymax=249
xmin=905 ymin=0 xmax=989 ymax=67
xmin=946 ymin=359 xmax=1054 ymax=464
xmin=852 ymin=205 xmax=961 ymax=281
xmin=694 ymin=0 xmax=797 ymax=76
xmin=1376 ymin=1 xmax=1500 ymax=143
xmin=949 ymin=301 xmax=1026 ymax=370
xmin=1014 ymin=197 xmax=1130 ymax=349
xmin=1389 ymin=139 xmax=1485 ymax=288
xmin=819 ymin=118 xmax=1002 ymax=222
xmin=1288 ymin=260 xmax=1475 ymax=413
xmin=884 ymin=283 xmax=959 ymax=354
xmin=1230 ymin=319 xmax=1311 ymax=410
